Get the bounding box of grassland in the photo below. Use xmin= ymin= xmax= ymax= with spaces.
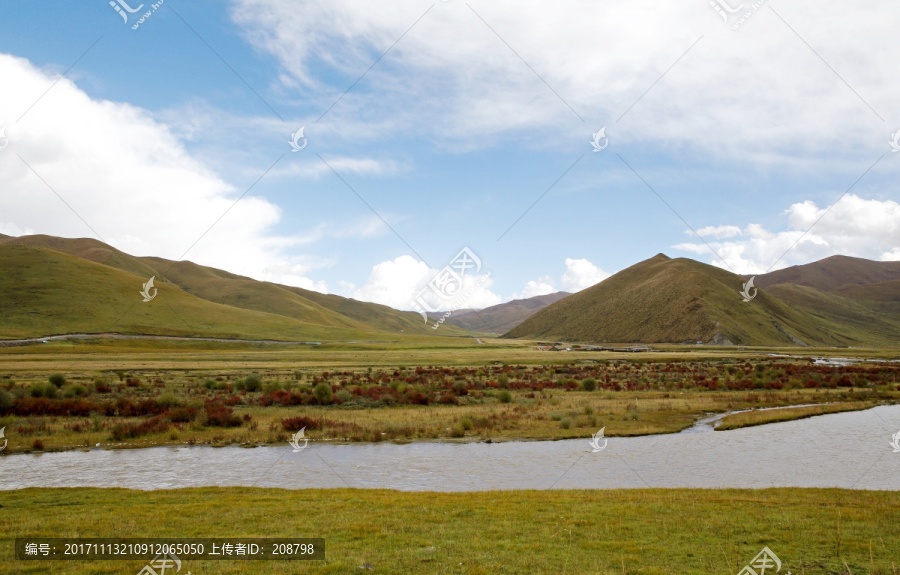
xmin=0 ymin=339 xmax=896 ymax=453
xmin=716 ymin=402 xmax=879 ymax=431
xmin=2 ymin=488 xmax=898 ymax=574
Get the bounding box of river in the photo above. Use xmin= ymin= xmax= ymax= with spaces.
xmin=1 ymin=406 xmax=898 ymax=491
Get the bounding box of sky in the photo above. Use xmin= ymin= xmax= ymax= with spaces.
xmin=0 ymin=0 xmax=898 ymax=311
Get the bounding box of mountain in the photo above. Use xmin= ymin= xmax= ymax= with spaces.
xmin=504 ymin=254 xmax=897 ymax=346
xmin=0 ymin=234 xmax=469 ymax=339
xmin=439 ymin=292 xmax=571 ymax=333
xmin=752 ymin=256 xmax=900 ymax=345
xmin=754 ymin=255 xmax=900 ymax=292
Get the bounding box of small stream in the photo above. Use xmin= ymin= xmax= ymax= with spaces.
xmin=1 ymin=406 xmax=898 ymax=491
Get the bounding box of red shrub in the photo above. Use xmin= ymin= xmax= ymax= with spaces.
xmin=281 ymin=415 xmax=323 ymax=432
xmin=205 ymin=404 xmax=241 ymax=427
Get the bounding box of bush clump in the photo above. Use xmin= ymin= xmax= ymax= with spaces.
xmin=581 ymin=377 xmax=597 ymax=391
xmin=48 ymin=374 xmax=67 ymax=387
xmin=238 ymin=373 xmax=263 ymax=392
xmin=63 ymin=384 xmax=87 ymax=398
xmin=205 ymin=404 xmax=241 ymax=427
xmin=497 ymin=390 xmax=512 ymax=403
xmin=313 ymin=383 xmax=333 ymax=405
xmin=281 ymin=415 xmax=322 ymax=432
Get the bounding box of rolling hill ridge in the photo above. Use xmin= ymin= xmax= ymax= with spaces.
xmin=0 ymin=235 xmax=468 ymax=340
xmin=505 ymin=254 xmax=899 ymax=346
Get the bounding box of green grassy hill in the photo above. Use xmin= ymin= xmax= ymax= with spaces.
xmin=0 ymin=234 xmax=466 ymax=338
xmin=504 ymin=254 xmax=875 ymax=346
xmin=0 ymin=243 xmax=370 ymax=340
xmin=766 ymin=283 xmax=900 ymax=346
xmin=754 ymin=255 xmax=900 ymax=291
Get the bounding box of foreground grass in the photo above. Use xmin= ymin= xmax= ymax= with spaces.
xmin=717 ymin=402 xmax=878 ymax=431
xmin=1 ymin=488 xmax=898 ymax=574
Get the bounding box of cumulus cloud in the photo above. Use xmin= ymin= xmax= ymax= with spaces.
xmin=510 ymin=276 xmax=556 ymax=300
xmin=562 ymin=258 xmax=611 ymax=292
xmin=350 ymin=254 xmax=501 ymax=311
xmin=0 ymin=53 xmax=332 ymax=291
xmin=673 ymin=194 xmax=900 ymax=273
xmin=513 ymin=258 xmax=611 ymax=299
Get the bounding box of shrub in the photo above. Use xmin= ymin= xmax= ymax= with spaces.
xmin=110 ymin=415 xmax=170 ymax=440
xmin=30 ymin=383 xmax=57 ymax=399
xmin=497 ymin=390 xmax=512 ymax=403
xmin=203 ymin=379 xmax=217 ymax=390
xmin=167 ymin=406 xmax=198 ymax=423
xmin=263 ymin=381 xmax=282 ymax=393
xmin=32 ymin=439 xmax=45 ymax=450
xmin=156 ymin=393 xmax=180 ymax=408
xmin=581 ymin=377 xmax=597 ymax=392
xmin=459 ymin=416 xmax=473 ymax=431
xmin=313 ymin=383 xmax=333 ymax=405
xmin=0 ymin=388 xmax=11 ymax=412
xmin=281 ymin=415 xmax=322 ymax=432
xmin=205 ymin=404 xmax=241 ymax=427
xmin=335 ymin=389 xmax=353 ymax=403
xmin=239 ymin=373 xmax=263 ymax=392
xmin=48 ymin=374 xmax=66 ymax=387
xmin=453 ymin=381 xmax=468 ymax=395
xmin=497 ymin=375 xmax=509 ymax=388
xmin=560 ymin=418 xmax=571 ymax=430
xmin=63 ymin=384 xmax=87 ymax=398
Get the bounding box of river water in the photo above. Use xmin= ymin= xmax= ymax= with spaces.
xmin=1 ymin=406 xmax=898 ymax=491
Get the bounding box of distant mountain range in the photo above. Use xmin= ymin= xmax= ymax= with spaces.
xmin=433 ymin=292 xmax=570 ymax=334
xmin=0 ymin=234 xmax=468 ymax=340
xmin=2 ymin=234 xmax=897 ymax=347
xmin=505 ymin=254 xmax=900 ymax=347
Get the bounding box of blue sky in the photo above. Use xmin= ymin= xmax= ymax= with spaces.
xmin=0 ymin=0 xmax=898 ymax=310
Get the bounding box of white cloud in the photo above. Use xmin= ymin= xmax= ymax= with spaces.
xmin=232 ymin=0 xmax=900 ymax=164
xmin=513 ymin=258 xmax=611 ymax=300
xmin=268 ymin=156 xmax=399 ymax=179
xmin=510 ymin=275 xmax=556 ymax=300
xmin=673 ymin=194 xmax=900 ymax=273
xmin=0 ymin=53 xmax=330 ymax=291
xmin=561 ymin=258 xmax=611 ymax=292
xmin=0 ymin=222 xmax=34 ymax=237
xmin=351 ymin=254 xmax=501 ymax=311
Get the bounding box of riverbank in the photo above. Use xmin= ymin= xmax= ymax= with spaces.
xmin=716 ymin=401 xmax=877 ymax=430
xmin=1 ymin=487 xmax=897 ymax=574
xmin=1 ymin=352 xmax=897 ymax=454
